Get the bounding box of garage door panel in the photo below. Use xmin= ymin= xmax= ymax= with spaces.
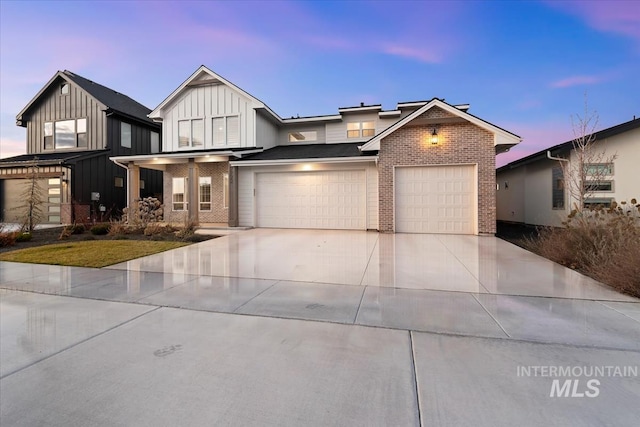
xmin=396 ymin=165 xmax=475 ymax=234
xmin=256 ymin=171 xmax=366 ymax=230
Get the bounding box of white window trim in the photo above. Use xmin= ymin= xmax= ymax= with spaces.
xmin=347 ymin=121 xmax=375 ymax=138
xmin=199 ymin=176 xmax=212 ymax=212
xmin=212 ymin=115 xmax=240 ymax=147
xmin=178 ymin=118 xmax=205 ymax=149
xmin=172 ymin=177 xmax=188 ymax=211
xmin=222 ymin=173 xmax=229 ymax=209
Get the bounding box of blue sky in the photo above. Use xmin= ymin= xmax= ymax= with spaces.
xmin=1 ymin=0 xmax=638 ymax=166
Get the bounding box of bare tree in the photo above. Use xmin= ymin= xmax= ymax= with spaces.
xmin=18 ymin=160 xmax=45 ymax=233
xmin=559 ymin=95 xmax=617 ymax=211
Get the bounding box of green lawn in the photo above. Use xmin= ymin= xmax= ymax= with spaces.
xmin=0 ymin=240 xmax=188 ymax=268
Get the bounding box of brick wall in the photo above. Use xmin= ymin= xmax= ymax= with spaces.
xmin=378 ymin=107 xmax=496 ymax=234
xmin=164 ymin=162 xmax=229 ymax=224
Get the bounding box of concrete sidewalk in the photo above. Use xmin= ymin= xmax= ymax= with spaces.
xmin=1 ymin=230 xmax=640 ymax=425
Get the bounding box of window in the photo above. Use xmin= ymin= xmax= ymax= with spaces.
xmin=172 ymin=177 xmax=187 ymax=211
xmin=77 ymin=118 xmax=87 ymax=147
xmin=584 ymin=163 xmax=613 ymax=176
xmin=121 ymin=122 xmax=131 ymax=148
xmin=48 ymin=178 xmax=60 ymax=185
xmin=150 ymin=131 xmax=160 ymax=153
xmin=140 ymin=180 xmax=145 ymax=190
xmin=288 ymin=131 xmax=317 ymax=142
xmin=552 ymin=167 xmax=565 ymax=209
xmin=199 ymin=177 xmax=211 ymax=211
xmin=44 ymin=122 xmax=53 ymax=149
xmin=46 ymin=119 xmax=87 ymax=150
xmin=212 ymin=116 xmax=240 ymax=146
xmin=60 ymin=83 xmax=69 ymax=95
xmin=178 ymin=119 xmax=204 ymax=147
xmin=223 ymin=173 xmax=229 ymax=209
xmin=584 ymin=181 xmax=613 ymax=192
xmin=55 ymin=120 xmax=76 ymax=149
xmin=347 ymin=121 xmax=375 ymax=138
xmin=584 ymin=198 xmax=613 ymax=208
xmin=115 ymin=177 xmax=124 ymax=188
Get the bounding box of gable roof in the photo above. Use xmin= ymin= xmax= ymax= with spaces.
xmin=16 ymin=70 xmax=155 ymax=126
xmin=360 ymin=98 xmax=521 ymax=152
xmin=497 ymin=117 xmax=640 ymax=172
xmin=149 ymin=65 xmax=281 ymax=122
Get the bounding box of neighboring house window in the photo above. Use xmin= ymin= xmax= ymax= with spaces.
xmin=552 ymin=167 xmax=565 ymax=209
xmin=223 ymin=173 xmax=229 ymax=209
xmin=347 ymin=121 xmax=375 ymax=138
xmin=115 ymin=177 xmax=124 ymax=188
xmin=212 ymin=116 xmax=240 ymax=146
xmin=121 ymin=122 xmax=131 ymax=148
xmin=60 ymin=83 xmax=69 ymax=95
xmin=178 ymin=119 xmax=204 ymax=147
xmin=55 ymin=120 xmax=76 ymax=149
xmin=584 ymin=163 xmax=613 ymax=176
xmin=140 ymin=180 xmax=145 ymax=190
xmin=44 ymin=122 xmax=53 ymax=149
xmin=150 ymin=131 xmax=160 ymax=153
xmin=288 ymin=131 xmax=317 ymax=142
xmin=584 ymin=181 xmax=613 ymax=192
xmin=199 ymin=177 xmax=211 ymax=211
xmin=172 ymin=177 xmax=187 ymax=211
xmin=584 ymin=198 xmax=613 ymax=208
xmin=77 ymin=118 xmax=87 ymax=147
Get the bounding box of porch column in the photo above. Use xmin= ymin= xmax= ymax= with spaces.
xmin=228 ymin=165 xmax=239 ymax=227
xmin=128 ymin=163 xmax=140 ymax=207
xmin=187 ymin=159 xmax=199 ymax=224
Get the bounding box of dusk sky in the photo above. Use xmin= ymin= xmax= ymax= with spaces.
xmin=1 ymin=0 xmax=638 ymax=166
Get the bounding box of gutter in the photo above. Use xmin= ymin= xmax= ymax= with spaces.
xmin=547 ymin=151 xmax=569 ymax=162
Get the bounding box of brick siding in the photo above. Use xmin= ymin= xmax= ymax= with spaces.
xmin=378 ymin=107 xmax=496 ymax=234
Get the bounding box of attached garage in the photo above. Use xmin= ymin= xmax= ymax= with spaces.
xmin=395 ymin=165 xmax=476 ymax=234
xmin=255 ymin=170 xmax=366 ymax=230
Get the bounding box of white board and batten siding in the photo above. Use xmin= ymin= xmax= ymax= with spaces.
xmin=238 ymin=164 xmax=378 ymax=230
xmin=162 ymin=84 xmax=257 ymax=152
xmin=395 ymin=165 xmax=477 ymax=234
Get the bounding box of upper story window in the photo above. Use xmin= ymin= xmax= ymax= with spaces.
xmin=213 ymin=116 xmax=239 ymax=146
xmin=288 ymin=131 xmax=317 ymax=143
xmin=150 ymin=131 xmax=160 ymax=153
xmin=44 ymin=118 xmax=88 ymax=150
xmin=347 ymin=121 xmax=375 ymax=138
xmin=60 ymin=83 xmax=69 ymax=95
xmin=584 ymin=163 xmax=613 ymax=176
xmin=552 ymin=167 xmax=564 ymax=209
xmin=121 ymin=122 xmax=131 ymax=148
xmin=178 ymin=119 xmax=204 ymax=148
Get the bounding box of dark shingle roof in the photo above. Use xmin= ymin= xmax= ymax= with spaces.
xmin=0 ymin=150 xmax=107 ymax=166
xmin=236 ymin=143 xmax=376 ymax=161
xmin=62 ymin=71 xmax=154 ymax=124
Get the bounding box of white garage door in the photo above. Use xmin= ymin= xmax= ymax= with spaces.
xmin=395 ymin=165 xmax=476 ymax=234
xmin=256 ymin=170 xmax=366 ymax=230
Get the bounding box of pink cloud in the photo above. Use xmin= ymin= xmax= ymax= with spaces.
xmin=546 ymin=1 xmax=640 ymax=41
xmin=0 ymin=137 xmax=26 ymax=159
xmin=551 ymin=75 xmax=603 ymax=88
xmin=380 ymin=43 xmax=441 ymax=63
xmin=496 ymin=121 xmax=575 ymax=168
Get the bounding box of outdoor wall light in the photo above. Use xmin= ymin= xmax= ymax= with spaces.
xmin=430 ymin=128 xmax=439 ymax=145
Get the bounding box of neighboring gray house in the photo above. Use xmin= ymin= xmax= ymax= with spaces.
xmin=112 ymin=65 xmax=521 ymax=234
xmin=0 ymin=70 xmax=163 ymax=224
xmin=497 ymin=117 xmax=640 ymax=227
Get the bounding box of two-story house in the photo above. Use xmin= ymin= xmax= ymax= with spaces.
xmin=111 ymin=66 xmax=521 ymax=234
xmin=497 ymin=117 xmax=640 ymax=227
xmin=0 ymin=70 xmax=163 ymax=224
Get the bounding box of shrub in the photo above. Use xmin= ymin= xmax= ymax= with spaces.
xmin=144 ymin=223 xmax=166 ymax=236
xmin=15 ymin=232 xmax=32 ymax=242
xmin=91 ymin=223 xmax=110 ymax=235
xmin=526 ymin=199 xmax=640 ymax=297
xmin=0 ymin=231 xmax=18 ymax=247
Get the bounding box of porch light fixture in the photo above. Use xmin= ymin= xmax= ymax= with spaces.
xmin=430 ymin=128 xmax=439 ymax=145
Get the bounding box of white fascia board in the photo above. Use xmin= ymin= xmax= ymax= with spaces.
xmin=361 ymin=99 xmax=520 ymax=151
xmin=282 ymin=115 xmax=343 ymax=124
xmin=230 ymin=156 xmax=377 ymax=167
xmin=338 ymin=105 xmax=382 ymax=113
xmin=110 ymin=151 xmax=235 ymax=163
xmin=396 ymin=101 xmax=428 ymax=109
xmin=378 ymin=110 xmax=401 ymax=117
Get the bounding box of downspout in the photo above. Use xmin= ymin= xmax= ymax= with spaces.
xmin=547 ymin=151 xmax=568 ymax=163
xmin=112 ymin=158 xmax=130 ymax=209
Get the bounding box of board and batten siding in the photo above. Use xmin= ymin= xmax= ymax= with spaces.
xmin=162 ymin=84 xmax=257 ymax=152
xmin=255 ymin=112 xmax=279 ymax=150
xmin=238 ymin=163 xmax=379 ymax=230
xmin=25 ymin=81 xmax=107 ymax=154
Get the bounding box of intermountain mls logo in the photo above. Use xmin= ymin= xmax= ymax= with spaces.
xmin=517 ymin=365 xmax=639 ymax=398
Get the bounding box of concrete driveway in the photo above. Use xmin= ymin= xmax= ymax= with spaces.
xmin=2 ymin=229 xmax=639 ymax=426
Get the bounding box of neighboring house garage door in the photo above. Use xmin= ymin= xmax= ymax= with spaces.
xmin=395 ymin=165 xmax=476 ymax=234
xmin=256 ymin=170 xmax=366 ymax=230
xmin=0 ymin=178 xmax=61 ymax=224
